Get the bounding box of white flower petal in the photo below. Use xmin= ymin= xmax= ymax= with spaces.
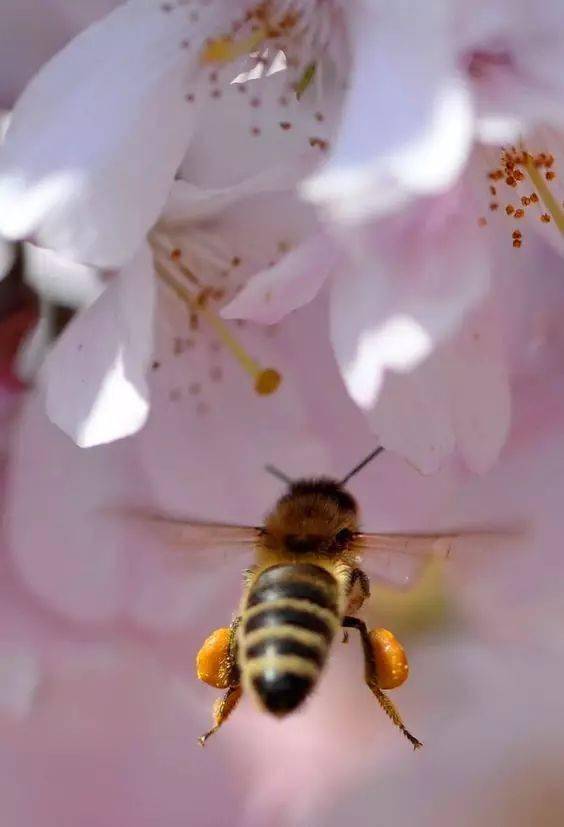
xmin=330 ymin=202 xmax=502 ymax=472
xmin=450 ymin=305 xmax=511 ymax=474
xmin=0 ymin=0 xmax=226 ymax=267
xmin=180 ymin=66 xmax=343 ymax=190
xmin=458 ymin=0 xmax=564 ymax=132
xmin=363 ymin=353 xmax=456 ymax=474
xmin=331 ymin=202 xmax=491 ymax=407
xmin=304 ymin=2 xmax=474 ymax=222
xmin=348 ymin=307 xmax=510 ymax=476
xmin=221 ymin=232 xmax=335 ymax=324
xmin=44 ymin=242 xmax=155 ymax=447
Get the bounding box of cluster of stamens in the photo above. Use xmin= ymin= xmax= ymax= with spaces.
xmin=201 ymin=1 xmax=335 ymax=97
xmin=480 ymin=147 xmax=563 ymax=247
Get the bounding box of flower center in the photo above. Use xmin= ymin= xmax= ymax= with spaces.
xmin=153 ymin=238 xmax=281 ymax=396
xmin=201 ymin=1 xmax=346 ymax=93
xmin=479 ymin=145 xmax=564 ymax=247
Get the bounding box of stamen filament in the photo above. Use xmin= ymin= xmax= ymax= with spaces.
xmin=155 ymin=257 xmax=281 ymax=396
xmin=524 ymin=154 xmax=564 ymax=236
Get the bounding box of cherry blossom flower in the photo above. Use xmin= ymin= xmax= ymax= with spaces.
xmin=225 ymin=139 xmax=564 ymax=475
xmin=0 ymin=0 xmax=348 ymax=448
xmin=305 ymin=0 xmax=564 ymax=221
xmin=0 ymin=0 xmax=346 ymax=269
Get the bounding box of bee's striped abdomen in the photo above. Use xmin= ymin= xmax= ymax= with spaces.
xmin=240 ymin=564 xmax=340 ymax=716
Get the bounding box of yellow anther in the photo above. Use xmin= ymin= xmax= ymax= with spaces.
xmin=295 ymin=61 xmax=316 ymax=99
xmin=201 ymin=26 xmax=267 ymax=64
xmin=255 ymin=368 xmax=282 ymax=396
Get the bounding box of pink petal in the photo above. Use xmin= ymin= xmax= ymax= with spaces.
xmin=304 ymin=2 xmax=474 ymax=221
xmin=450 ymin=303 xmax=511 ymax=473
xmin=179 ymin=62 xmax=344 ymax=193
xmin=221 ymin=232 xmax=336 ymax=324
xmin=329 ymin=196 xmax=512 ymax=472
xmin=331 ymin=197 xmax=491 ymax=411
xmin=44 ymin=242 xmax=155 ymax=447
xmin=0 ymin=0 xmax=120 ymax=106
xmin=0 ymin=1 xmax=228 ymax=267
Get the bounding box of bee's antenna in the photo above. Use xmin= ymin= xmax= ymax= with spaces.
xmin=265 ymin=464 xmax=293 ymax=485
xmin=340 ymin=446 xmax=385 ymax=486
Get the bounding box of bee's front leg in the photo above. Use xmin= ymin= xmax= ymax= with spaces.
xmin=345 ymin=568 xmax=371 ymax=613
xmin=196 ymin=617 xmax=242 ymax=746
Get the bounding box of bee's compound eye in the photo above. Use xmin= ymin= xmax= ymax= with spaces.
xmin=335 ymin=528 xmax=353 ymax=546
xmin=196 ymin=628 xmax=231 ymax=688
xmin=369 ymin=628 xmax=409 ymax=689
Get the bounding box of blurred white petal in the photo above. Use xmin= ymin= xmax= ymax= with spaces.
xmin=44 ymin=242 xmax=155 ymax=447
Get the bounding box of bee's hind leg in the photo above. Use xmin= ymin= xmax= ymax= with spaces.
xmin=197 ymin=617 xmax=242 ymax=747
xmin=198 ymin=685 xmax=242 ymax=746
xmin=342 ymin=616 xmax=422 ymax=750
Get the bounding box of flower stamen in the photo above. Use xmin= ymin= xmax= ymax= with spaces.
xmin=482 ymin=146 xmax=564 ymax=247
xmin=524 ymin=153 xmax=564 ymax=236
xmin=155 ymin=253 xmax=282 ymax=397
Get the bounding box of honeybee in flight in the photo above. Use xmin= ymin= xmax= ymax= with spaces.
xmin=142 ymin=447 xmax=504 ymax=749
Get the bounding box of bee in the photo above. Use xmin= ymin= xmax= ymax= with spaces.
xmin=139 ymin=447 xmax=507 ymax=749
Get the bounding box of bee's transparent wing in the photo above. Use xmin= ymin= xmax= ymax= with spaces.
xmin=109 ymin=507 xmax=260 ymax=569
xmin=354 ymin=528 xmax=518 ymax=590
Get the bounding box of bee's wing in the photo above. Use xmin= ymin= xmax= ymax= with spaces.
xmin=109 ymin=507 xmax=260 ymax=568
xmin=354 ymin=528 xmax=519 ymax=590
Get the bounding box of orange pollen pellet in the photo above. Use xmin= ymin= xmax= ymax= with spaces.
xmin=506 ymin=204 xmax=515 ymax=215
xmin=506 ymin=176 xmax=516 ymax=187
xmin=521 ymin=196 xmax=530 ymax=207
xmin=171 ymin=248 xmax=182 ymax=261
xmin=546 ymin=171 xmax=556 ymax=181
xmin=196 ymin=628 xmax=232 ymax=688
xmin=513 ymin=239 xmax=522 ymax=248
xmin=514 ymin=169 xmax=524 ymax=181
xmin=514 ymin=209 xmax=525 ymax=219
xmin=489 ymin=202 xmax=499 ymax=211
xmin=489 ymin=185 xmax=497 ymax=196
xmin=512 ymin=230 xmax=522 ymax=239
xmin=530 ymin=193 xmax=539 ymax=204
xmin=541 ymin=213 xmax=551 ymax=223
xmin=368 ymin=628 xmax=409 ymax=690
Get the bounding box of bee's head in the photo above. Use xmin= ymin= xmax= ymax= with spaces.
xmin=263 ymin=478 xmax=359 ymax=556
